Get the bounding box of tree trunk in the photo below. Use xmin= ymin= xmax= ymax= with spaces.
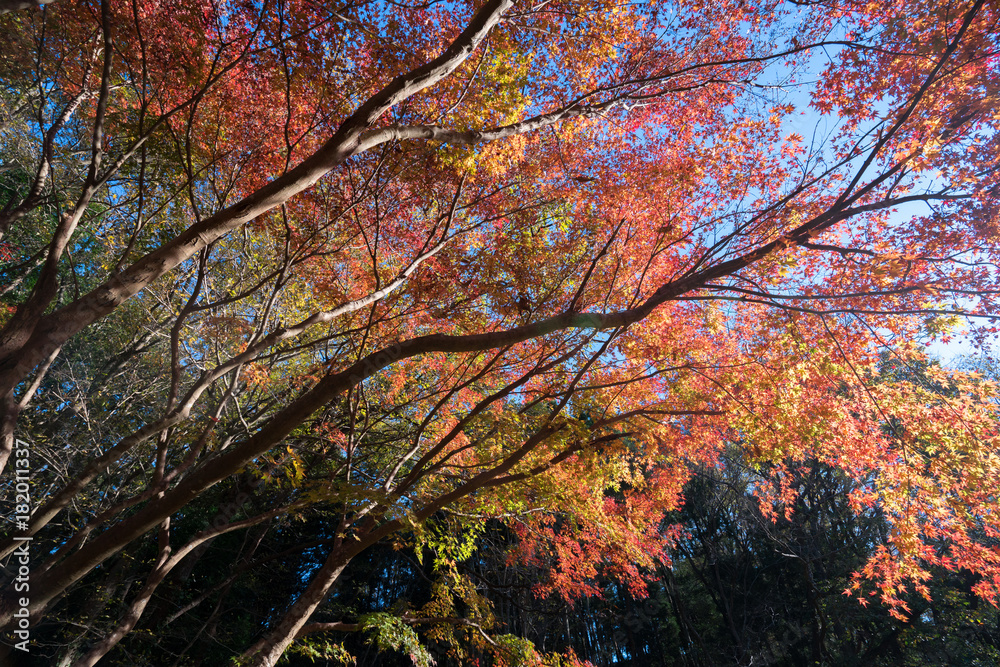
xmin=240 ymin=545 xmax=356 ymax=667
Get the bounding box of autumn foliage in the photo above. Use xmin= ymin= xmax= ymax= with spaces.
xmin=0 ymin=0 xmax=998 ymax=664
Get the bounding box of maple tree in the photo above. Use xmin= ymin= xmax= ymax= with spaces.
xmin=283 ymin=437 xmax=999 ymax=666
xmin=0 ymin=0 xmax=998 ymax=664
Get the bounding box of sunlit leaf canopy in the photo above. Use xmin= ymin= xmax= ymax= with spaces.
xmin=0 ymin=0 xmax=998 ymax=663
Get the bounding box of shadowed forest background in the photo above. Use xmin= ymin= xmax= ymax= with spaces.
xmin=40 ymin=427 xmax=1000 ymax=666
